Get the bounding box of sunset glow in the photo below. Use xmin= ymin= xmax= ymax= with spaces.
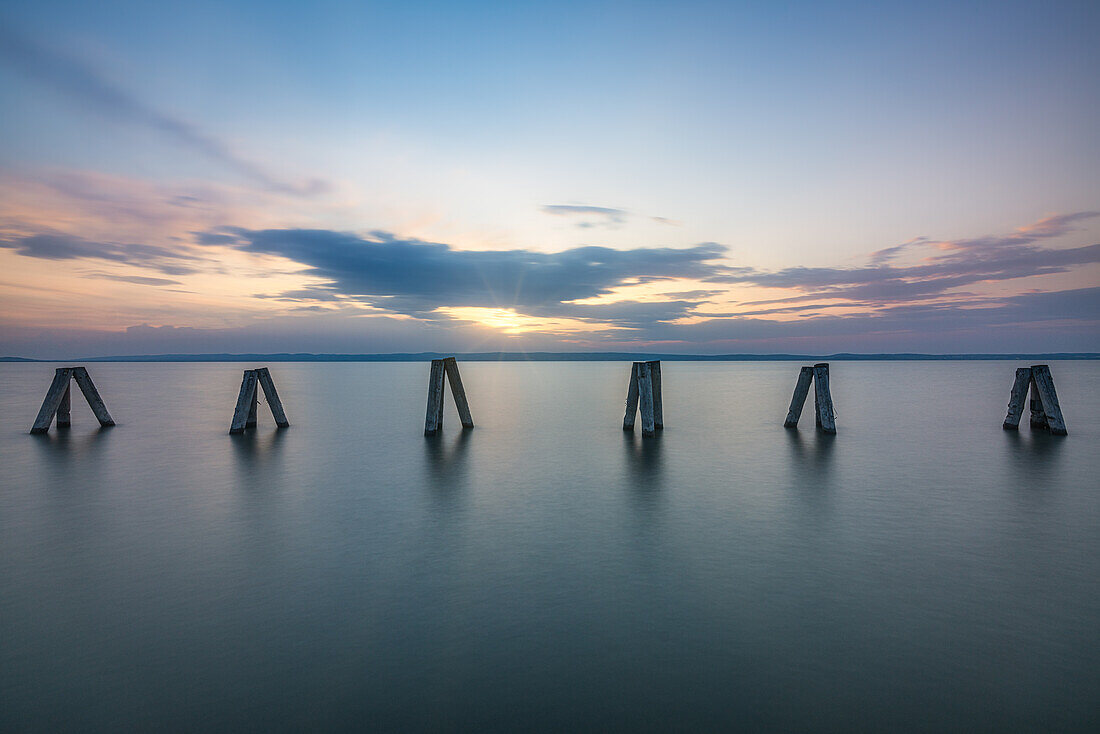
xmin=0 ymin=1 xmax=1097 ymax=357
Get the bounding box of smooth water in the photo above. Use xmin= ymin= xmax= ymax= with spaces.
xmin=1 ymin=361 xmax=1098 ymax=731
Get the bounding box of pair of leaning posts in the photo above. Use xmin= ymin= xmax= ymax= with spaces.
xmin=28 ymin=361 xmax=1069 ymax=437
xmin=1002 ymin=364 xmax=1067 ymax=435
xmin=229 ymin=367 xmax=290 ymax=434
xmin=30 ymin=367 xmax=115 ymax=434
xmin=784 ymin=362 xmax=837 ymax=434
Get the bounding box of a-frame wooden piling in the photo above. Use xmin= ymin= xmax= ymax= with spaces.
xmin=425 ymin=357 xmax=474 ymax=436
xmin=1005 ymin=365 xmax=1066 ymax=435
xmin=30 ymin=367 xmax=115 ymax=434
xmin=230 ymin=368 xmax=290 ymax=434
xmin=783 ymin=363 xmax=836 ymax=434
xmin=623 ymin=360 xmax=663 ymax=437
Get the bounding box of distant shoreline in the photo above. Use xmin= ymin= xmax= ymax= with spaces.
xmin=3 ymin=352 xmax=1098 ymax=363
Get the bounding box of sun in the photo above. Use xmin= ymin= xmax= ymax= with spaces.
xmin=435 ymin=307 xmax=598 ymax=335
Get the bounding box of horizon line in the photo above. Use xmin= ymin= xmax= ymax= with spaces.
xmin=3 ymin=351 xmax=1099 ymax=363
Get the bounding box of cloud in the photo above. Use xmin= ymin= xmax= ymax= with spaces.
xmin=541 ymin=204 xmax=628 ymax=228
xmin=712 ymin=212 xmax=1100 ymax=305
xmin=620 ymin=286 xmax=1100 ymax=352
xmin=540 ymin=205 xmax=683 ymax=228
xmin=217 ymin=227 xmax=728 ymax=325
xmin=193 ymin=232 xmax=242 ymax=245
xmin=0 ymin=26 xmax=325 ymax=196
xmin=3 ymin=286 xmax=1096 ymax=359
xmin=84 ymin=273 xmax=183 ymax=286
xmin=0 ymin=232 xmax=202 ymax=275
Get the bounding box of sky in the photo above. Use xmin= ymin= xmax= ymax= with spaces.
xmin=0 ymin=0 xmax=1098 ymax=357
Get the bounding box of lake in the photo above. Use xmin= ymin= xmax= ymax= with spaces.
xmin=2 ymin=360 xmax=1098 ymax=731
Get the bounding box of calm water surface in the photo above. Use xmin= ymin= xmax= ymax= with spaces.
xmin=2 ymin=361 xmax=1098 ymax=731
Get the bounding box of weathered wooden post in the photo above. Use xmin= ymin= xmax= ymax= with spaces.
xmin=424 ymin=357 xmax=474 ymax=436
xmin=1002 ymin=367 xmax=1031 ymax=430
xmin=255 ymin=368 xmax=290 ymax=428
xmin=623 ymin=360 xmax=663 ymax=437
xmin=812 ymin=363 xmax=836 ymax=434
xmin=30 ymin=367 xmax=115 ymax=434
xmin=1003 ymin=365 xmax=1067 ymax=435
xmin=783 ymin=366 xmax=813 ymax=427
xmin=783 ymin=363 xmax=836 ymax=434
xmin=230 ymin=368 xmax=290 ymax=434
xmin=648 ymin=360 xmax=663 ymax=430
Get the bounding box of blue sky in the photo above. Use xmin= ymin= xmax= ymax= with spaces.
xmin=0 ymin=0 xmax=1098 ymax=356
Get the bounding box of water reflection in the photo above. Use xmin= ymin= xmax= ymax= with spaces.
xmin=623 ymin=431 xmax=665 ymax=506
xmin=29 ymin=424 xmax=115 ymax=460
xmin=784 ymin=428 xmax=836 ymax=485
xmin=230 ymin=427 xmax=288 ymax=467
xmin=1001 ymin=428 xmax=1067 ymax=475
xmin=423 ymin=428 xmax=472 ymax=492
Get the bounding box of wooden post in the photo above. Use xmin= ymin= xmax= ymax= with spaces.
xmin=647 ymin=360 xmax=664 ymax=430
xmin=622 ymin=362 xmax=640 ymax=431
xmin=255 ymin=368 xmax=290 ymax=428
xmin=30 ymin=368 xmax=74 ymax=434
xmin=424 ymin=359 xmax=446 ymax=436
xmin=1030 ymin=364 xmax=1068 ymax=435
xmin=230 ymin=370 xmax=258 ymax=435
xmin=1002 ymin=367 xmax=1031 ymax=430
xmin=56 ymin=382 xmax=71 ymax=428
xmin=71 ymin=367 xmax=115 ymax=427
xmin=637 ymin=361 xmax=657 ymax=438
xmin=443 ymin=357 xmax=474 ymax=428
xmin=784 ymin=366 xmax=814 ymax=428
xmin=812 ymin=363 xmax=836 ymax=435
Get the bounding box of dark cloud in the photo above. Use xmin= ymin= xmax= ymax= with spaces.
xmin=0 ymin=26 xmax=325 ymax=196
xmin=0 ymin=233 xmax=201 ymax=275
xmin=224 ymin=227 xmax=727 ymax=325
